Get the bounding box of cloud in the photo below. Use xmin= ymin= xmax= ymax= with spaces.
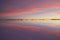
xmin=1 ymin=0 xmax=60 ymax=16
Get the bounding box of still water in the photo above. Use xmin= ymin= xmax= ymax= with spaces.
xmin=1 ymin=19 xmax=60 ymax=31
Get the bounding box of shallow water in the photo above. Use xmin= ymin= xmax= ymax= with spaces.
xmin=0 ymin=20 xmax=60 ymax=31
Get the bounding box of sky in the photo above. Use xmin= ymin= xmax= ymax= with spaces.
xmin=1 ymin=0 xmax=60 ymax=16
xmin=0 ymin=0 xmax=60 ymax=40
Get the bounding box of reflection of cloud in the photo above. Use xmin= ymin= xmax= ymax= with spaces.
xmin=0 ymin=19 xmax=60 ymax=30
xmin=1 ymin=25 xmax=60 ymax=40
xmin=1 ymin=24 xmax=60 ymax=36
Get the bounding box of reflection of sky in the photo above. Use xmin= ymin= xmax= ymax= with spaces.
xmin=1 ymin=20 xmax=60 ymax=31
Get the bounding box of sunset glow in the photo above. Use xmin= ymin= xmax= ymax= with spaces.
xmin=0 ymin=0 xmax=60 ymax=40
